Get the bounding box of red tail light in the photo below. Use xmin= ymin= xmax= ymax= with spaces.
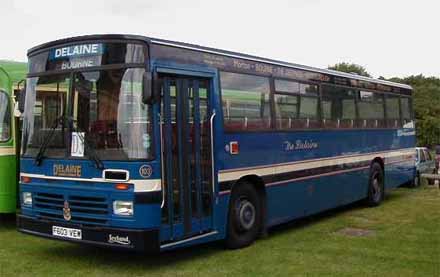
xmin=21 ymin=176 xmax=32 ymax=183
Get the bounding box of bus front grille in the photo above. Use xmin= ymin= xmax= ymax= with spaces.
xmin=33 ymin=192 xmax=110 ymax=226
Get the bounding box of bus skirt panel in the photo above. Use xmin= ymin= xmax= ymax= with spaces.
xmin=17 ymin=214 xmax=160 ymax=253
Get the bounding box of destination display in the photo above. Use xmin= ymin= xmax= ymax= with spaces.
xmin=45 ymin=43 xmax=105 ymax=70
xmin=28 ymin=42 xmax=147 ymax=74
xmin=47 ymin=43 xmax=104 ymax=70
xmin=49 ymin=44 xmax=104 ymax=60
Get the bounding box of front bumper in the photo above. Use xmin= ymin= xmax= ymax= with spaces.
xmin=17 ymin=214 xmax=160 ymax=253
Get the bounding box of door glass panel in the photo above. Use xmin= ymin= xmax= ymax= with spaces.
xmin=199 ymin=86 xmax=212 ymax=217
xmin=188 ymin=81 xmax=211 ymax=218
xmin=170 ymin=83 xmax=180 ymax=223
xmin=161 ymin=80 xmax=181 ymax=224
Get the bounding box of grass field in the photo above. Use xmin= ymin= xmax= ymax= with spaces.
xmin=1 ymin=185 xmax=439 ymax=277
xmin=0 ymin=60 xmax=27 ymax=84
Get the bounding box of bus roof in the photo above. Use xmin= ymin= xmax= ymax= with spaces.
xmin=28 ymin=34 xmax=412 ymax=91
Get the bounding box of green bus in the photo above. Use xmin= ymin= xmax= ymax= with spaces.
xmin=0 ymin=66 xmax=16 ymax=214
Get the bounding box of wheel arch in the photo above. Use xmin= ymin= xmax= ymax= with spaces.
xmin=370 ymin=157 xmax=385 ymax=188
xmin=371 ymin=157 xmax=384 ymax=171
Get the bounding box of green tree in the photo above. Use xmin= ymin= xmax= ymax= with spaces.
xmin=328 ymin=62 xmax=372 ymax=77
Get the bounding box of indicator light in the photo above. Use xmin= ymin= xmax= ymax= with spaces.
xmin=230 ymin=141 xmax=239 ymax=155
xmin=115 ymin=183 xmax=131 ymax=191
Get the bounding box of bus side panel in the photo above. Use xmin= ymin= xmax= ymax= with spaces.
xmin=0 ymin=155 xmax=16 ymax=213
xmin=266 ymin=168 xmax=370 ymax=227
xmin=341 ymin=168 xmax=370 ymax=204
xmin=265 ymin=183 xmax=307 ymax=227
xmin=215 ymin=195 xmax=231 ymax=239
xmin=219 ymin=129 xmax=415 ymax=230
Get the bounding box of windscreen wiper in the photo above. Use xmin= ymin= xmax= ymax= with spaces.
xmin=35 ymin=115 xmax=104 ymax=169
xmin=34 ymin=115 xmax=64 ymax=166
xmin=65 ymin=116 xmax=104 ymax=170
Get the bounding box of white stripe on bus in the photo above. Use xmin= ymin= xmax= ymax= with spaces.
xmin=218 ymin=157 xmax=415 ymax=196
xmin=218 ymin=148 xmax=415 ymax=182
xmin=19 ymin=173 xmax=162 ymax=192
xmin=0 ymin=147 xmax=15 ymax=156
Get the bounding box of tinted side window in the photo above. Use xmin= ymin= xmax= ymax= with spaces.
xmin=221 ymin=72 xmax=271 ymax=131
xmin=274 ymin=80 xmax=319 ymax=129
xmin=400 ymin=97 xmax=414 ymax=128
xmin=385 ymin=94 xmax=400 ymax=128
xmin=321 ymin=86 xmax=356 ymax=129
xmin=357 ymin=91 xmax=385 ymax=128
xmin=424 ymin=150 xmax=432 ymax=161
xmin=0 ymin=91 xmax=11 ymax=142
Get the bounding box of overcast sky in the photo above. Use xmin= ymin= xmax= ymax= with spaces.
xmin=1 ymin=0 xmax=438 ymax=78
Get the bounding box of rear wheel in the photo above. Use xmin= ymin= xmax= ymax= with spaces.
xmin=367 ymin=163 xmax=384 ymax=207
xmin=411 ymin=171 xmax=421 ymax=188
xmin=428 ymin=169 xmax=436 ymax=185
xmin=226 ymin=181 xmax=262 ymax=249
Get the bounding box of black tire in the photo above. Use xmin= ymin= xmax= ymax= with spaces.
xmin=411 ymin=171 xmax=421 ymax=188
xmin=366 ymin=163 xmax=385 ymax=207
xmin=225 ymin=181 xmax=262 ymax=249
xmin=428 ymin=170 xmax=436 ymax=185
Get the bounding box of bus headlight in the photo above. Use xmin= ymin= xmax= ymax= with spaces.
xmin=23 ymin=192 xmax=33 ymax=206
xmin=113 ymin=200 xmax=133 ymax=216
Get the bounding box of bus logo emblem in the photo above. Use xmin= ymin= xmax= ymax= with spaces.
xmin=63 ymin=201 xmax=72 ymax=221
xmin=139 ymin=165 xmax=152 ymax=178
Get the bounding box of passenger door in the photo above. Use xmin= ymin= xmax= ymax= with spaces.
xmin=159 ymin=75 xmax=214 ymax=242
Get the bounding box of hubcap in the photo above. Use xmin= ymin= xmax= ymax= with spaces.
xmin=372 ymin=173 xmax=381 ymax=201
xmin=236 ymin=199 xmax=256 ymax=231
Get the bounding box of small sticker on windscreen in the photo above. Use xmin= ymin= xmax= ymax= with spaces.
xmin=71 ymin=132 xmax=85 ymax=157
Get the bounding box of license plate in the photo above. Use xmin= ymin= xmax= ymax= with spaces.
xmin=52 ymin=226 xmax=82 ymax=240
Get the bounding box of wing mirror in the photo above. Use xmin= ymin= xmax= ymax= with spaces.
xmin=142 ymin=71 xmax=157 ymax=104
xmin=142 ymin=71 xmax=160 ymax=104
xmin=18 ymin=87 xmax=26 ymax=114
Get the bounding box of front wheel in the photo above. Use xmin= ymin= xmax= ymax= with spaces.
xmin=226 ymin=182 xmax=262 ymax=249
xmin=366 ymin=163 xmax=384 ymax=207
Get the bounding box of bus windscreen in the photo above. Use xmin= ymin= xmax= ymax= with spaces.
xmin=22 ymin=68 xmax=153 ymax=161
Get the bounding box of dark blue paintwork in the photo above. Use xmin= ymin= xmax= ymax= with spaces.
xmin=217 ymin=127 xmax=415 ymax=226
xmin=20 ymin=158 xmax=162 ymax=229
xmin=218 ymin=129 xmax=414 ymax=170
xmin=19 ymin=55 xmax=416 ymax=251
